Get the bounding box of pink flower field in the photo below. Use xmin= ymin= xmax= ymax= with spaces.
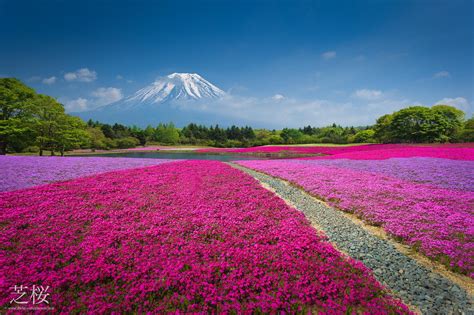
xmin=199 ymin=143 xmax=395 ymax=155
xmin=236 ymin=158 xmax=474 ymax=277
xmin=309 ymin=157 xmax=474 ymax=191
xmin=305 ymin=146 xmax=474 ymax=161
xmin=0 ymin=161 xmax=409 ymax=313
xmin=199 ymin=143 xmax=474 ymax=160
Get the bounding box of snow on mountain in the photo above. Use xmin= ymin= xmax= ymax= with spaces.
xmin=77 ymin=73 xmax=228 ymax=126
xmin=122 ymin=73 xmax=225 ymax=106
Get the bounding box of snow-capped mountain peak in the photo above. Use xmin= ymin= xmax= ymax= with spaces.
xmin=124 ymin=72 xmax=225 ymax=105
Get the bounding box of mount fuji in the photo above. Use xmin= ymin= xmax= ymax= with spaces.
xmin=75 ymin=73 xmax=230 ymax=126
xmin=113 ymin=73 xmax=225 ymax=109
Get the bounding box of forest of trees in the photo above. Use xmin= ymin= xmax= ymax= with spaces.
xmin=1 ymin=78 xmax=473 ymax=155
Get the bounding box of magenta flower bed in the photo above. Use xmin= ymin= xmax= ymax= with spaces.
xmin=198 ymin=144 xmax=397 ymax=155
xmin=0 ymin=156 xmax=172 ymax=192
xmin=306 ymin=147 xmax=474 ymax=161
xmin=306 ymin=158 xmax=474 ymax=192
xmin=199 ymin=144 xmax=474 ymax=160
xmin=0 ymin=161 xmax=409 ymax=313
xmin=237 ymin=160 xmax=474 ymax=277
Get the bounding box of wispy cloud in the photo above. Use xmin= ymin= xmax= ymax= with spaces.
xmin=433 ymin=70 xmax=450 ymax=78
xmin=271 ymin=94 xmax=285 ymax=101
xmin=435 ymin=97 xmax=471 ymax=113
xmin=321 ymin=51 xmax=336 ymax=60
xmin=352 ymin=89 xmax=384 ymax=101
xmin=64 ymin=98 xmax=89 ymax=112
xmin=91 ymin=87 xmax=123 ymax=106
xmin=175 ymin=92 xmax=414 ymax=128
xmin=64 ymin=68 xmax=97 ymax=82
xmin=42 ymin=76 xmax=56 ymax=85
xmin=28 ymin=75 xmax=56 ymax=84
xmin=62 ymin=87 xmax=123 ymax=112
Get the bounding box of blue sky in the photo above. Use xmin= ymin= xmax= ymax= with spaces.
xmin=1 ymin=0 xmax=472 ymax=127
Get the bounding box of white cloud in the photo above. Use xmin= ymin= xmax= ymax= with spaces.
xmin=61 ymin=87 xmax=123 ymax=113
xmin=173 ymin=93 xmax=416 ymax=128
xmin=91 ymin=87 xmax=123 ymax=106
xmin=435 ymin=97 xmax=471 ymax=112
xmin=64 ymin=98 xmax=89 ymax=112
xmin=64 ymin=73 xmax=76 ymax=81
xmin=42 ymin=76 xmax=56 ymax=85
xmin=116 ymin=75 xmax=123 ymax=80
xmin=321 ymin=51 xmax=336 ymax=60
xmin=434 ymin=71 xmax=450 ymax=78
xmin=365 ymin=98 xmax=413 ymax=112
xmin=64 ymin=68 xmax=97 ymax=82
xmin=272 ymin=94 xmax=285 ymax=101
xmin=353 ymin=89 xmax=384 ymax=100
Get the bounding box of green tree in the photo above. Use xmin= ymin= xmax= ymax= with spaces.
xmin=431 ymin=105 xmax=465 ymax=140
xmin=130 ymin=125 xmax=147 ymax=146
xmin=242 ymin=126 xmax=256 ymax=140
xmin=460 ymin=116 xmax=474 ymax=142
xmin=318 ymin=125 xmax=345 ymax=144
xmin=268 ymin=134 xmax=283 ymax=144
xmin=389 ymin=106 xmax=449 ymax=143
xmin=226 ymin=125 xmax=242 ymax=140
xmin=155 ymin=122 xmax=179 ymax=144
xmin=56 ymin=116 xmax=89 ymax=155
xmin=280 ymin=128 xmax=303 ymax=144
xmin=87 ymin=127 xmax=108 ymax=151
xmin=112 ymin=123 xmax=130 ymax=138
xmin=144 ymin=125 xmax=155 ymax=141
xmin=116 ymin=136 xmax=140 ymax=148
xmin=33 ymin=95 xmax=66 ymax=155
xmin=100 ymin=124 xmax=115 ymax=138
xmin=352 ymin=129 xmax=376 ymax=143
xmin=209 ymin=124 xmax=227 ymax=143
xmin=31 ymin=95 xmax=89 ymax=155
xmin=0 ymin=78 xmax=37 ymax=154
xmin=374 ymin=114 xmax=394 ymax=143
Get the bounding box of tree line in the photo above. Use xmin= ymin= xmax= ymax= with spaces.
xmin=1 ymin=78 xmax=473 ymax=155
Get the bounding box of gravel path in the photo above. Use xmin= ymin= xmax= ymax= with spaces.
xmin=230 ymin=163 xmax=473 ymax=315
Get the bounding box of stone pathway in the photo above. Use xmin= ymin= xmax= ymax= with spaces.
xmin=230 ymin=163 xmax=473 ymax=315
